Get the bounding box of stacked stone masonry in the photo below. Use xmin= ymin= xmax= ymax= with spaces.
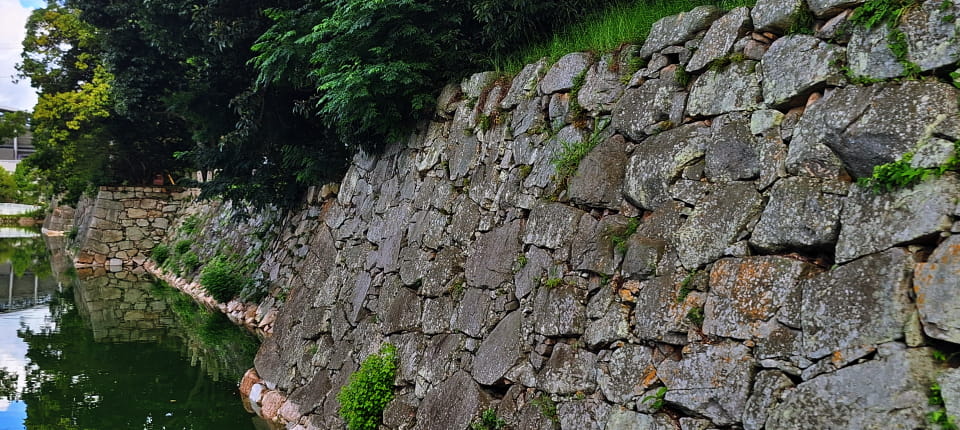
xmin=62 ymin=1 xmax=960 ymax=429
xmin=72 ymin=187 xmax=198 ymax=268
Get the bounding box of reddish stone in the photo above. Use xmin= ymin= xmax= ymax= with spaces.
xmin=239 ymin=368 xmax=261 ymax=397
xmin=260 ymin=390 xmax=287 ymax=421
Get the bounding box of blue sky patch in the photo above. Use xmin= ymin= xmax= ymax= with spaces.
xmin=19 ymin=0 xmax=44 ymax=9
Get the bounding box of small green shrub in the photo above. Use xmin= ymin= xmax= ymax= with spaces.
xmin=470 ymin=409 xmax=506 ymax=430
xmin=181 ymin=251 xmax=201 ymax=274
xmin=642 ymin=386 xmax=668 ymax=411
xmin=543 ymin=277 xmax=565 ymax=288
xmin=786 ymin=6 xmax=815 ymax=35
xmin=674 ymin=64 xmax=690 ymax=87
xmin=676 ymin=270 xmax=701 ymax=303
xmin=150 ymin=244 xmax=170 ymax=265
xmin=180 ymin=214 xmax=201 ymax=235
xmin=338 ymin=344 xmax=398 ymax=430
xmin=199 ymin=256 xmax=244 ymax=302
xmin=66 ymin=226 xmax=79 ymax=241
xmin=174 ymin=239 xmax=192 ymax=256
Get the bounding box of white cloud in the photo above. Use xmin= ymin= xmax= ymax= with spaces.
xmin=0 ymin=0 xmax=37 ymax=111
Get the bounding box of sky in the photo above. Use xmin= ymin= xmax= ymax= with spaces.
xmin=0 ymin=0 xmax=43 ymax=111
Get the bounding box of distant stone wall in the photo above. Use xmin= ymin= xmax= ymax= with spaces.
xmin=71 ymin=187 xmax=197 ymax=267
xmin=72 ymin=268 xmax=175 ymax=342
xmin=57 ymin=0 xmax=960 ymax=428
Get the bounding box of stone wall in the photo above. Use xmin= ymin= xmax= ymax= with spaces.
xmin=231 ymin=1 xmax=960 ymax=428
xmin=56 ymin=0 xmax=960 ymax=428
xmin=72 ymin=268 xmax=176 ymax=342
xmin=70 ymin=187 xmax=198 ymax=267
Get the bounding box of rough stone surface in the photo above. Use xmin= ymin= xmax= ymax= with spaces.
xmin=658 ymin=342 xmax=755 ymax=426
xmin=846 ymin=23 xmax=904 ymax=80
xmin=742 ymin=371 xmax=795 ymax=430
xmin=703 ymin=113 xmax=762 ymax=181
xmin=676 ymin=182 xmax=764 ymax=269
xmin=471 ymin=311 xmax=522 ymax=385
xmin=807 ymin=0 xmax=864 ymax=17
xmin=750 ymin=177 xmax=846 ymax=252
xmin=577 ymin=54 xmax=625 ymax=112
xmin=597 ymin=344 xmax=657 ymax=404
xmin=766 ymin=346 xmax=938 ymax=429
xmin=761 ymin=35 xmax=844 ymax=107
xmin=751 ymin=0 xmax=805 ymax=32
xmin=416 ymin=372 xmax=487 ymax=430
xmin=623 ymin=124 xmax=708 ymax=211
xmin=539 ymin=52 xmax=593 ymax=95
xmin=568 ymin=134 xmax=628 ymax=209
xmin=836 ymin=174 xmax=960 ymax=262
xmin=538 ymin=343 xmax=599 ymax=394
xmin=939 ymin=368 xmax=960 ymax=421
xmin=688 ymin=61 xmax=761 ymax=117
xmin=687 ymin=7 xmax=751 ymax=72
xmin=914 ymin=235 xmax=960 ymax=343
xmin=640 ymin=6 xmax=723 ymax=58
xmin=901 ymin=0 xmax=960 ymax=72
xmin=704 ymin=256 xmax=819 ymax=340
xmin=801 ymin=249 xmax=915 ymax=359
xmin=612 ymin=77 xmax=686 ymax=142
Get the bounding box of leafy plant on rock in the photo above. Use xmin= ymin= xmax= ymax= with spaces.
xmin=337 ymin=344 xmax=398 ymax=430
xmin=470 ymin=409 xmax=506 ymax=430
xmin=150 ymin=243 xmax=170 ymax=265
xmin=199 ymin=256 xmax=244 ymax=302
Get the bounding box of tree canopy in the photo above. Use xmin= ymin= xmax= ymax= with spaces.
xmin=19 ymin=0 xmax=615 ymax=208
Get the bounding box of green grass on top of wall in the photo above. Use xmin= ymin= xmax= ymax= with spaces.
xmin=488 ymin=0 xmax=757 ymax=75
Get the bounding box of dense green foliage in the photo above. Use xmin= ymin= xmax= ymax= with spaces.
xmin=150 ymin=243 xmax=170 ymax=265
xmin=17 ymin=0 xmax=751 ymax=208
xmin=199 ymin=255 xmax=244 ymax=302
xmin=337 ymin=344 xmax=398 ymax=430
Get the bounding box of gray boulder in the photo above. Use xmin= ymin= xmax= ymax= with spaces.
xmin=640 ymin=6 xmax=723 ymax=58
xmin=540 ymin=52 xmax=593 ymax=95
xmin=538 ymin=343 xmax=599 ymax=394
xmin=939 ymin=368 xmax=960 ymax=421
xmin=416 ymin=371 xmax=489 ymax=430
xmin=807 ymin=0 xmax=865 ymax=17
xmin=623 ymin=123 xmax=709 ymax=211
xmin=801 ymin=248 xmax=915 ymax=359
xmin=633 ymin=272 xmax=696 ymax=344
xmin=577 ymin=54 xmax=626 ymax=112
xmin=568 ymin=134 xmax=629 ymax=209
xmin=789 ymin=81 xmax=959 ymax=179
xmin=462 ymin=71 xmax=498 ymax=100
xmin=472 ymin=311 xmax=522 ymax=385
xmin=750 ymin=177 xmax=847 ymax=252
xmin=836 ymin=174 xmax=959 ymax=263
xmin=557 ymin=400 xmax=611 ymax=430
xmin=501 ymin=59 xmax=548 ymax=109
xmin=687 ymin=60 xmax=762 ymax=117
xmin=752 ymin=0 xmax=806 ymax=32
xmin=606 ymin=410 xmax=677 ymax=430
xmin=914 ymin=235 xmax=960 ymax=343
xmin=612 ymin=77 xmax=686 ymax=142
xmin=704 ymin=256 xmax=820 ymax=340
xmin=703 ymin=113 xmax=762 ymax=181
xmin=761 ymin=35 xmax=844 ymax=107
xmin=676 ymin=182 xmax=764 ymax=269
xmin=658 ymin=342 xmax=755 ymax=426
xmin=522 ymin=202 xmax=586 ymax=250
xmin=742 ymin=371 xmax=795 ymax=430
xmin=529 ymin=283 xmax=588 ymax=337
xmin=765 ymin=346 xmax=939 ymax=429
xmin=597 ymin=343 xmax=657 ymax=403
xmin=902 ymin=0 xmax=960 ymax=71
xmin=687 ymin=7 xmax=752 ymax=72
xmin=464 ymin=220 xmax=522 ymax=288
xmin=846 ymin=23 xmax=905 ymax=80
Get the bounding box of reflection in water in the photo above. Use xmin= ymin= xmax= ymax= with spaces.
xmin=0 ymin=236 xmax=264 ymax=429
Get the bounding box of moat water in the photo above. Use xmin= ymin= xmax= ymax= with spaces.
xmin=0 ymin=233 xmax=265 ymax=429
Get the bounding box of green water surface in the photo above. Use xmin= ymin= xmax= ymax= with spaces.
xmin=0 ymin=236 xmax=263 ymax=430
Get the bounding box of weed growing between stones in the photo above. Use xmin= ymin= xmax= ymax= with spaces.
xmin=641 ymin=386 xmax=668 ymax=411
xmin=66 ymin=226 xmax=79 ymax=241
xmin=550 ymin=118 xmax=610 ymax=193
xmin=337 ymin=344 xmax=398 ymax=430
xmin=928 ymin=382 xmax=959 ymax=430
xmin=686 ymin=306 xmax=706 ymax=326
xmin=787 ymin=4 xmax=816 ymax=35
xmin=542 ymin=277 xmax=565 ymax=288
xmin=179 ymin=214 xmax=201 ymax=235
xmin=531 ymin=395 xmax=558 ymax=424
xmin=857 ymin=141 xmax=960 ymax=192
xmin=676 ymin=269 xmax=701 ymax=303
xmin=850 ymin=0 xmax=923 ymax=78
xmin=674 ymin=65 xmax=691 ymax=87
xmin=199 ymin=256 xmax=244 ymax=302
xmin=707 ymin=52 xmax=748 ymax=72
xmin=568 ymin=68 xmax=589 ymax=119
xmin=470 ymin=409 xmax=506 ymax=430
xmin=608 ymin=217 xmax=640 ymax=254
